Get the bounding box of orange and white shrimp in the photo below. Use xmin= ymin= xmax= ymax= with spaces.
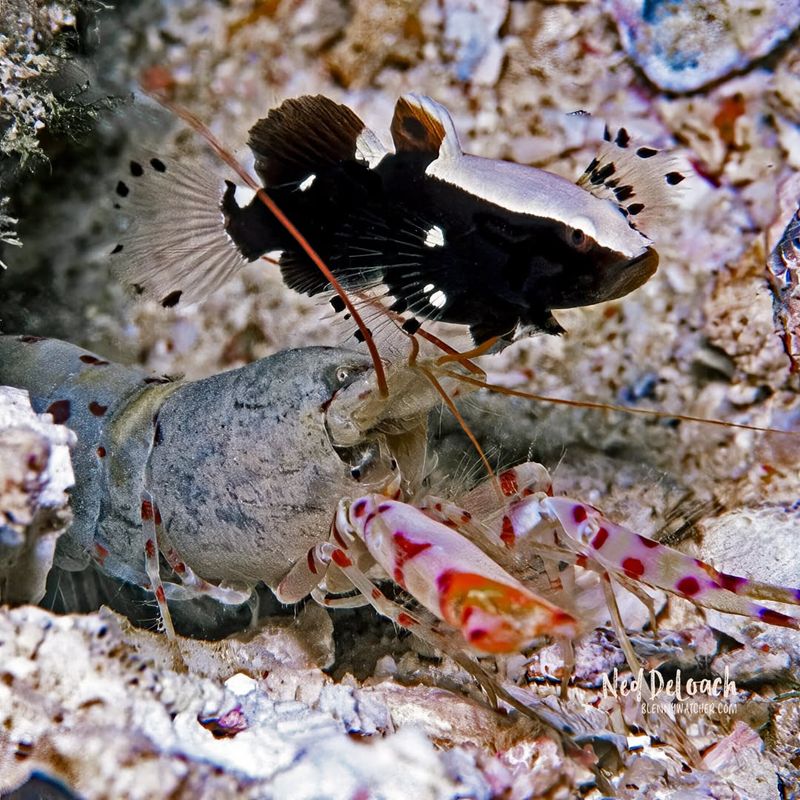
xmin=270 ymin=451 xmax=800 ymax=689
xmin=277 ymin=489 xmax=577 ymax=655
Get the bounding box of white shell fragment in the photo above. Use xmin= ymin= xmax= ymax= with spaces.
xmin=0 ymin=386 xmax=75 ymax=605
xmin=0 ymin=605 xmax=502 ymax=800
xmin=441 ymin=0 xmax=509 ymax=85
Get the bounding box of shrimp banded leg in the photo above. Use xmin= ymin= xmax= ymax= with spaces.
xmin=538 ymin=496 xmax=800 ymax=630
xmin=140 ymin=491 xmax=176 ymax=638
xmin=140 ymin=491 xmax=253 ymax=637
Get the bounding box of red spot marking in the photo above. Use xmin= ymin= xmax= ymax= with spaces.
xmin=716 ymin=572 xmax=747 ymax=593
xmin=145 ymin=539 xmax=156 ymax=559
xmin=622 ymin=557 xmax=645 ymax=578
xmin=572 ymin=505 xmax=588 ymax=524
xmin=469 ymin=628 xmax=489 ymax=643
xmin=546 ymin=485 xmax=554 ymax=497
xmin=638 ymin=534 xmax=659 ymax=549
xmin=461 ymin=511 xmax=472 ymax=523
xmin=371 ymin=588 xmax=381 ymax=599
xmin=499 ymin=470 xmax=518 ymax=497
xmin=332 ymin=525 xmax=347 ymax=548
xmin=434 ymin=502 xmax=443 ymax=512
xmin=676 ymin=576 xmax=700 ymax=596
xmin=306 ymin=549 xmax=317 ymax=575
xmin=500 ymin=516 xmax=515 ymax=548
xmin=760 ymin=643 xmax=771 ymax=653
xmin=364 ymin=512 xmax=376 ymax=527
xmin=575 ymin=555 xmax=588 ymax=568
xmin=759 ymin=608 xmax=795 ymax=627
xmin=397 ymin=612 xmax=416 ymax=627
xmin=46 ymin=399 xmax=71 ymax=424
xmin=332 ymin=549 xmax=352 ymax=568
xmin=352 ymin=499 xmax=367 ymax=517
xmin=392 ymin=532 xmax=432 ymax=586
xmin=394 ymin=532 xmax=430 ymax=558
xmin=155 ymin=586 xmax=166 ymax=602
xmin=141 ymin=499 xmax=154 ymax=521
xmin=173 ymin=561 xmax=186 ymax=575
xmin=94 ymin=543 xmax=109 ymax=566
xmin=154 ymin=506 xmax=162 ymax=526
xmin=377 ymin=503 xmax=392 ymax=512
xmin=89 ymin=401 xmax=108 ymax=416
xmin=591 ymin=527 xmax=609 ymax=550
xmin=96 ymin=446 xmax=106 ymax=458
xmin=79 ymin=354 xmax=110 ymax=366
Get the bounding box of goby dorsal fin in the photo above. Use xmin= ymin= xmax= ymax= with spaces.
xmin=391 ymin=94 xmax=463 ymax=161
xmin=248 ymin=95 xmax=387 ymax=186
xmin=578 ymin=126 xmax=687 ymax=235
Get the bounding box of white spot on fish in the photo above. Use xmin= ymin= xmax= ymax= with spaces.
xmin=234 ymin=185 xmax=257 ymax=206
xmin=298 ymin=174 xmax=316 ymax=192
xmin=429 ymin=290 xmax=447 ymax=308
xmin=424 ymin=225 xmax=445 ymax=248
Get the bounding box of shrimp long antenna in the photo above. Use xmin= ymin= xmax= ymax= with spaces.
xmin=440 ymin=368 xmax=800 ymax=437
xmin=416 ymin=329 xmax=485 ymax=376
xmin=421 ymin=365 xmax=500 ymax=494
xmin=143 ymin=87 xmax=389 ymax=397
xmin=394 ymin=318 xmax=499 ymax=492
xmin=415 ymin=363 xmax=502 ymax=499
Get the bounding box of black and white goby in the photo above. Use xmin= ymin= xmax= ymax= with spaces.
xmin=112 ymin=94 xmax=685 ymax=345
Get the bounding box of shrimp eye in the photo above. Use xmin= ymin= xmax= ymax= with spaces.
xmin=336 ymin=367 xmax=350 ymax=383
